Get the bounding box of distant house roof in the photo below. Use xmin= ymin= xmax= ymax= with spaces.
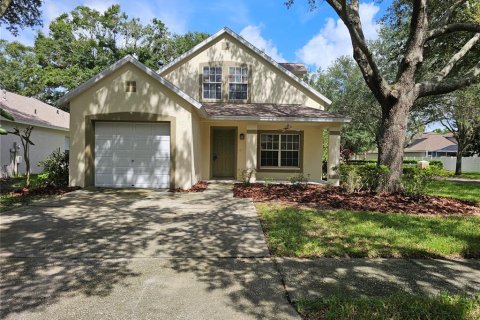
xmin=405 ymin=132 xmax=456 ymax=153
xmin=0 ymin=91 xmax=69 ymax=131
xmin=203 ymin=103 xmax=350 ymax=122
xmin=279 ymin=63 xmax=308 ymax=77
xmin=434 ymin=144 xmax=458 ymax=153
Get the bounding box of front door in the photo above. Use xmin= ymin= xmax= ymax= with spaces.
xmin=211 ymin=128 xmax=236 ymax=178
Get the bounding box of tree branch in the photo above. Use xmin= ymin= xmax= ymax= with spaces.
xmin=427 ymin=23 xmax=480 ymax=41
xmin=433 ymin=33 xmax=480 ymax=82
xmin=416 ymin=60 xmax=480 ymax=97
xmin=326 ymin=0 xmax=391 ymax=104
xmin=435 ymin=0 xmax=467 ymax=26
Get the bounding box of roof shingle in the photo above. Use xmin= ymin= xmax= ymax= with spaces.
xmin=1 ymin=91 xmax=69 ymax=130
xmin=203 ymin=103 xmax=348 ymax=121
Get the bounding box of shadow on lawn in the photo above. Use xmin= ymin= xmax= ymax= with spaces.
xmin=0 ymin=187 xmax=296 ymax=319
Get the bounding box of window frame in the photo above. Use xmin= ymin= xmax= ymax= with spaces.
xmin=202 ymin=66 xmax=223 ymax=100
xmin=228 ymin=65 xmax=249 ymax=101
xmin=257 ymin=131 xmax=303 ymax=172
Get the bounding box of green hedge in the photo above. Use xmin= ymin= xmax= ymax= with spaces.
xmin=347 ymin=159 xmax=443 ymax=169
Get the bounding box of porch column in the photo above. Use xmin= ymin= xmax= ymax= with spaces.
xmin=327 ymin=128 xmax=341 ymax=186
xmin=246 ymin=125 xmax=257 ymax=182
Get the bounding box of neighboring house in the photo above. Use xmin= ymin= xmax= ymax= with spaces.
xmin=58 ymin=28 xmax=349 ymax=189
xmin=365 ymin=132 xmax=458 ymax=160
xmin=0 ymin=90 xmax=70 ymax=177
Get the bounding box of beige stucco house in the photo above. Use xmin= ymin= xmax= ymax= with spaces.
xmin=58 ymin=28 xmax=349 ymax=189
xmin=1 ymin=91 xmax=69 ymax=177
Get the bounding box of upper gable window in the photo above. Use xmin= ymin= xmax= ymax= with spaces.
xmin=203 ymin=66 xmax=222 ymax=100
xmin=228 ymin=66 xmax=248 ymax=100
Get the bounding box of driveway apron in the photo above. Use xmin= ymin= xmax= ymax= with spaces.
xmin=0 ymin=183 xmax=300 ymax=320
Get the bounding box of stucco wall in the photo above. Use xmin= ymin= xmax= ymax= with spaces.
xmin=69 ymin=62 xmax=200 ymax=189
xmin=199 ymin=121 xmax=326 ymax=182
xmin=0 ymin=122 xmax=68 ymax=176
xmin=161 ymin=34 xmax=325 ymax=109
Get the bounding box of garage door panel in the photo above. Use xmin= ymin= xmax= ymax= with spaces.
xmin=95 ymin=122 xmax=170 ymax=188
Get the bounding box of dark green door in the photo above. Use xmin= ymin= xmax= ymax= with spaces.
xmin=212 ymin=128 xmax=236 ymax=178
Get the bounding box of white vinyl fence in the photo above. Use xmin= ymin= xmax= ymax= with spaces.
xmin=436 ymin=157 xmax=480 ymax=172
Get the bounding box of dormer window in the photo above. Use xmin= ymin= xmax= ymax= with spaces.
xmin=203 ymin=66 xmax=222 ymax=99
xmin=228 ymin=66 xmax=248 ymax=100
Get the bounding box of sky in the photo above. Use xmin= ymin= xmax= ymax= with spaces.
xmin=0 ymin=0 xmax=393 ymax=71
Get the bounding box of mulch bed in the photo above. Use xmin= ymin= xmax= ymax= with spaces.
xmin=233 ymin=183 xmax=479 ymax=215
xmin=170 ymin=181 xmax=209 ymax=193
xmin=8 ymin=185 xmax=81 ymax=197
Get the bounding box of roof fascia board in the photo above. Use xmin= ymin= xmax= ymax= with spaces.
xmin=207 ymin=115 xmax=351 ymax=123
xmin=2 ymin=118 xmax=69 ymax=131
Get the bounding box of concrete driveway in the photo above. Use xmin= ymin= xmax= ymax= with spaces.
xmin=0 ymin=184 xmax=299 ymax=319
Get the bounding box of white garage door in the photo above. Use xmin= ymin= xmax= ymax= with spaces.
xmin=94 ymin=122 xmax=170 ymax=188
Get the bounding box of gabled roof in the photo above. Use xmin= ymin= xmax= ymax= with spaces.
xmin=56 ymin=55 xmax=205 ymax=116
xmin=1 ymin=91 xmax=69 ymax=131
xmin=203 ymin=103 xmax=350 ymax=122
xmin=405 ymin=132 xmax=457 ymax=152
xmin=158 ymin=27 xmax=332 ymax=106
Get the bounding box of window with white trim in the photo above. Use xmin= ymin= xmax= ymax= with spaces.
xmin=203 ymin=66 xmax=222 ymax=99
xmin=228 ymin=66 xmax=248 ymax=100
xmin=260 ymin=133 xmax=300 ymax=167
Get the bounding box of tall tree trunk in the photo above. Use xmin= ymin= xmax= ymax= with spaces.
xmin=377 ymin=96 xmax=412 ymax=192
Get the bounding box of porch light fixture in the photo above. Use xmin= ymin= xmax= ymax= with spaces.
xmin=239 ymin=133 xmax=245 ymax=140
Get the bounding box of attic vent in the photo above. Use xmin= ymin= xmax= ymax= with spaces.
xmin=222 ymin=41 xmax=229 ymax=50
xmin=125 ymin=81 xmax=137 ymax=93
xmin=34 ymin=109 xmax=37 ymax=114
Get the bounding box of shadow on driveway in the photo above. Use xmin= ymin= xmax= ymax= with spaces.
xmin=0 ymin=187 xmax=298 ymax=319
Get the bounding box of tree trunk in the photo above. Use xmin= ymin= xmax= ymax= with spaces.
xmin=24 ymin=144 xmax=30 ymax=187
xmin=377 ymin=96 xmax=412 ymax=192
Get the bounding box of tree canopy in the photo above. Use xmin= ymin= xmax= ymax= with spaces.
xmin=0 ymin=4 xmax=209 ymax=105
xmin=0 ymin=0 xmax=43 ymax=36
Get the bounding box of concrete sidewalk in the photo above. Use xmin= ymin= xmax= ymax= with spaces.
xmin=277 ymin=258 xmax=480 ymax=302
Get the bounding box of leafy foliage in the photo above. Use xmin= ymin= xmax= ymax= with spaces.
xmin=338 ymin=164 xmax=390 ymax=193
xmin=0 ymin=4 xmax=209 ymax=105
xmin=288 ymin=173 xmax=310 ymax=189
xmin=311 ymin=57 xmax=379 ymax=155
xmin=0 ymin=0 xmax=43 ymax=36
xmin=38 ymin=149 xmax=69 ymax=187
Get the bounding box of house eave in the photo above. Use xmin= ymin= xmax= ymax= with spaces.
xmin=206 ymin=115 xmax=351 ymax=123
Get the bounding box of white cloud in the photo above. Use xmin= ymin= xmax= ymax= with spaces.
xmin=296 ymin=2 xmax=380 ymax=70
xmin=240 ymin=25 xmax=285 ymax=62
xmin=83 ymin=0 xmax=115 ymax=14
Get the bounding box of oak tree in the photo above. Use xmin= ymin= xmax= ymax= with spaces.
xmin=287 ymin=0 xmax=480 ymax=191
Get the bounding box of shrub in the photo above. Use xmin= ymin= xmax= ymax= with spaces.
xmin=338 ymin=164 xmax=390 ymax=192
xmin=347 ymin=159 xmax=443 ymax=169
xmin=402 ymin=166 xmax=437 ymax=198
xmin=38 ymin=149 xmax=69 ymax=187
xmin=288 ymin=173 xmax=310 ymax=189
xmin=338 ymin=165 xmax=361 ymax=192
xmin=240 ymin=169 xmax=255 ymax=186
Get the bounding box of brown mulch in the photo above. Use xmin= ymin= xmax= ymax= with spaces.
xmin=233 ymin=183 xmax=480 ymax=216
xmin=8 ymin=185 xmax=81 ymax=197
xmin=170 ymin=181 xmax=209 ymax=193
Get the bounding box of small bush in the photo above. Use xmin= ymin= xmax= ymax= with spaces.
xmin=347 ymin=159 xmax=443 ymax=169
xmin=264 ymin=177 xmax=275 ymax=189
xmin=38 ymin=149 xmax=69 ymax=187
xmin=288 ymin=173 xmax=309 ymax=189
xmin=338 ymin=164 xmax=390 ymax=192
xmin=402 ymin=166 xmax=437 ymax=198
xmin=241 ymin=169 xmax=255 ymax=186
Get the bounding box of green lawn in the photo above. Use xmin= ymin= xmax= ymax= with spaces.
xmin=426 ymin=180 xmax=480 ymax=203
xmin=297 ymin=292 xmax=480 ymax=320
xmin=257 ymin=204 xmax=480 ymax=258
xmin=456 ymin=172 xmax=480 ymax=180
